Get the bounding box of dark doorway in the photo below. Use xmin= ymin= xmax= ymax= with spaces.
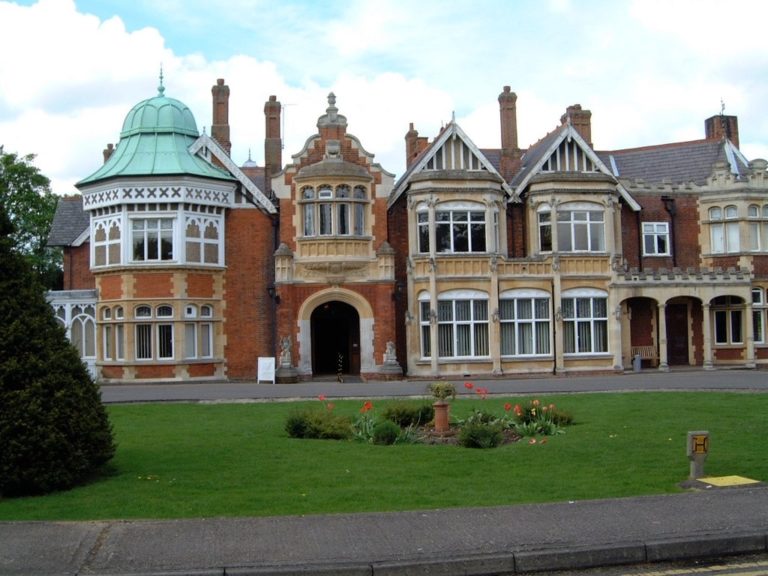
xmin=666 ymin=303 xmax=690 ymax=365
xmin=311 ymin=301 xmax=360 ymax=375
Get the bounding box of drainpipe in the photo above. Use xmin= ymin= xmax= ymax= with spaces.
xmin=635 ymin=211 xmax=643 ymax=271
xmin=661 ymin=196 xmax=677 ymax=268
xmin=551 ymin=279 xmax=557 ymax=375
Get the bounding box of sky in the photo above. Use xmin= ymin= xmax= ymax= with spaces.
xmin=1 ymin=0 xmax=767 ymax=194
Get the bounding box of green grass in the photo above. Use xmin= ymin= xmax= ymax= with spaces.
xmin=1 ymin=392 xmax=766 ymax=521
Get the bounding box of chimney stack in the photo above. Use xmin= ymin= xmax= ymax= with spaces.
xmin=405 ymin=123 xmax=429 ymax=168
xmin=705 ymin=114 xmax=739 ymax=148
xmin=211 ymin=78 xmax=231 ymax=156
xmin=264 ymin=95 xmax=282 ymax=185
xmin=498 ymin=86 xmax=519 ymax=177
xmin=561 ymin=104 xmax=592 ymax=147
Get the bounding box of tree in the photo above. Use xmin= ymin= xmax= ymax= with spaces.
xmin=0 ymin=146 xmax=62 ymax=289
xmin=0 ymin=203 xmax=114 ymax=497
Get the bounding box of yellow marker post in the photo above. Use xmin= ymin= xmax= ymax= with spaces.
xmin=687 ymin=431 xmax=709 ymax=479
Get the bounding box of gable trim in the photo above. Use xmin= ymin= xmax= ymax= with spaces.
xmin=514 ymin=125 xmax=640 ymax=211
xmin=389 ymin=122 xmax=516 ymax=207
xmin=189 ymin=134 xmax=277 ymax=214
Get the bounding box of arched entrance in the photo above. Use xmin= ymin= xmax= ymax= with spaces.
xmin=310 ymin=301 xmax=360 ymax=376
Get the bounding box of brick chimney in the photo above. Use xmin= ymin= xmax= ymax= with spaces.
xmin=561 ymin=104 xmax=592 ymax=147
xmin=498 ymin=86 xmax=519 ymax=177
xmin=103 ymin=143 xmax=114 ymax=164
xmin=264 ymin=95 xmax=282 ymax=184
xmin=705 ymin=114 xmax=739 ymax=148
xmin=211 ymin=78 xmax=231 ymax=156
xmin=405 ymin=123 xmax=429 ymax=168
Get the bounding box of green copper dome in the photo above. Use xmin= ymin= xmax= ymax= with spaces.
xmin=77 ymin=85 xmax=233 ymax=186
xmin=119 ymin=92 xmax=199 ymax=138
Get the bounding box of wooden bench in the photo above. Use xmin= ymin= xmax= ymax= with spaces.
xmin=631 ymin=345 xmax=658 ymax=367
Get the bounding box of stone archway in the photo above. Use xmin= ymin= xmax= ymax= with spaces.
xmin=310 ymin=301 xmax=360 ymax=375
xmin=296 ymin=288 xmax=375 ymax=377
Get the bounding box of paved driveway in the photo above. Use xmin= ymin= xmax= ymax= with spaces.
xmin=100 ymin=368 xmax=767 ymax=403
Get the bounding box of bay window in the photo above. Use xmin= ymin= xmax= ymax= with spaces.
xmin=500 ymin=290 xmax=551 ymax=356
xmin=557 ymin=204 xmax=605 ymax=252
xmin=300 ymin=184 xmax=368 ymax=237
xmin=561 ymin=289 xmax=608 ymax=354
xmin=419 ymin=290 xmax=489 ymax=359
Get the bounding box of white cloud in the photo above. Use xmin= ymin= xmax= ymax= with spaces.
xmin=0 ymin=0 xmax=766 ymax=196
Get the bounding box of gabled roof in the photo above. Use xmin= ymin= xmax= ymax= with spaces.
xmin=597 ymin=138 xmax=750 ymax=186
xmin=48 ymin=196 xmax=89 ymax=247
xmin=189 ymin=134 xmax=277 ymax=214
xmin=511 ymin=123 xmax=641 ymax=211
xmin=389 ymin=122 xmax=514 ymax=207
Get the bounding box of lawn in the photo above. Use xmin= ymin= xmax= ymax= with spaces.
xmin=1 ymin=392 xmax=766 ymax=521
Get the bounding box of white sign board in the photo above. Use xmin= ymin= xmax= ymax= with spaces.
xmin=257 ymin=357 xmax=276 ymax=384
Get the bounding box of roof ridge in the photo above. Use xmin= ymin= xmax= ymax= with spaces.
xmin=600 ymin=138 xmax=714 ymax=155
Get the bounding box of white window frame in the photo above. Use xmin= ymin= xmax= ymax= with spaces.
xmin=499 ymin=289 xmax=551 ymax=357
xmin=131 ymin=217 xmax=175 ymax=262
xmin=300 ymin=184 xmax=368 ymax=238
xmin=419 ymin=290 xmax=489 ymax=359
xmin=92 ymin=216 xmax=122 ymax=267
xmin=752 ymin=288 xmax=765 ymax=345
xmin=642 ymin=222 xmax=670 ymax=256
xmin=434 ymin=202 xmax=487 ymax=254
xmin=556 ymin=203 xmax=605 ymax=253
xmin=561 ymin=289 xmax=608 ymax=355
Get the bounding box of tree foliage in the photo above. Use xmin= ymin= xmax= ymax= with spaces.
xmin=0 ymin=203 xmax=114 ymax=497
xmin=0 ymin=146 xmax=61 ymax=288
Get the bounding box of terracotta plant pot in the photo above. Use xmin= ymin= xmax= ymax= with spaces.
xmin=433 ymin=401 xmax=450 ymax=433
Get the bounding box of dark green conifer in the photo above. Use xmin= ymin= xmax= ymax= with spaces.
xmin=0 ymin=203 xmax=114 ymax=496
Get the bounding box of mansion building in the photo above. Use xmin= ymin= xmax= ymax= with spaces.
xmin=47 ymin=78 xmax=768 ymax=382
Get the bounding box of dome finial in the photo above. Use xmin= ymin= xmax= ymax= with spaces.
xmin=158 ymin=65 xmax=165 ymax=96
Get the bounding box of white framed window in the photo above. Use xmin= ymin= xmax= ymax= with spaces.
xmin=93 ymin=217 xmax=121 ymax=267
xmin=556 ymin=203 xmax=605 ymax=252
xmin=752 ymin=288 xmax=765 ymax=345
xmin=712 ymin=295 xmax=743 ymax=345
xmin=747 ymin=204 xmax=768 ymax=252
xmin=69 ymin=305 xmax=96 ymax=359
xmin=185 ymin=217 xmax=221 ymax=265
xmin=419 ymin=290 xmax=489 ymax=359
xmin=156 ymin=305 xmax=174 ymax=360
xmin=301 ymin=184 xmax=368 ymax=238
xmin=183 ymin=305 xmax=214 ymax=359
xmin=131 ymin=217 xmax=174 ymax=262
xmin=642 ymin=222 xmax=670 ymax=256
xmin=561 ymin=289 xmax=608 ymax=354
xmin=538 ymin=207 xmax=552 ymax=252
xmin=134 ymin=304 xmax=175 ymax=360
xmin=417 ymin=210 xmax=430 ymax=253
xmin=500 ymin=289 xmax=551 ymax=356
xmin=434 ymin=203 xmax=486 ymax=254
xmin=710 ymin=206 xmax=740 ymax=254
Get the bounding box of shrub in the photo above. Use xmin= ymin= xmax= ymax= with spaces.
xmin=458 ymin=421 xmax=504 ymax=449
xmin=511 ymin=399 xmax=570 ymax=437
xmin=0 ymin=204 xmax=115 ymax=497
xmin=428 ymin=382 xmax=456 ymax=401
xmin=382 ymin=402 xmax=434 ymax=427
xmin=284 ymin=409 xmax=352 ymax=440
xmin=372 ymin=420 xmax=401 ymax=445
